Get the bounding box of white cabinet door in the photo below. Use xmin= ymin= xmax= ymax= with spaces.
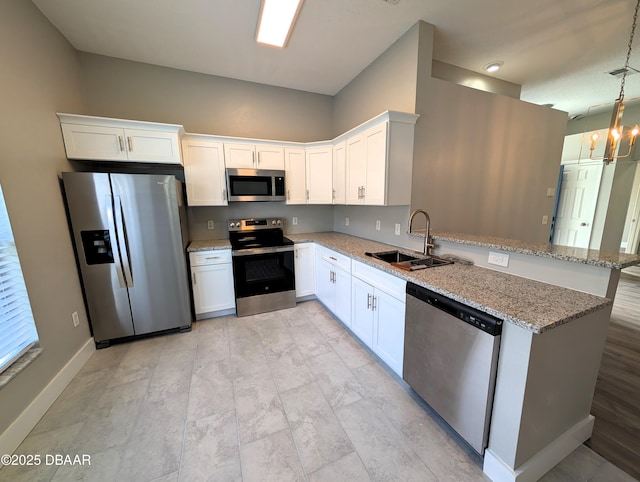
xmin=295 ymin=243 xmax=315 ymax=297
xmin=285 ymin=148 xmax=307 ymax=204
xmin=182 ymin=138 xmax=228 ymax=206
xmin=306 ymin=146 xmax=333 ymax=204
xmin=256 ymin=145 xmax=285 ymax=170
xmin=316 ymin=258 xmax=334 ymax=308
xmin=224 ymin=143 xmax=256 ymax=168
xmin=351 ymin=276 xmax=374 ymax=347
xmin=333 ymin=266 xmax=352 ymax=326
xmin=363 ymin=122 xmax=388 ymax=205
xmin=346 ymin=133 xmax=366 ymax=204
xmin=61 ymin=124 xmax=129 ymax=161
xmin=372 ymin=289 xmax=405 ymax=376
xmin=333 ymin=141 xmax=346 ymax=204
xmin=124 ymin=128 xmax=182 ymax=164
xmin=191 ymin=263 xmax=235 ymax=314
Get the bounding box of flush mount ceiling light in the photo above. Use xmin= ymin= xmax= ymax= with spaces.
xmin=484 ymin=61 xmax=503 ymax=73
xmin=256 ymin=0 xmax=304 ymax=48
xmin=588 ymin=0 xmax=640 ymax=164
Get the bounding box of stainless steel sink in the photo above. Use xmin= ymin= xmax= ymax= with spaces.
xmin=367 ymin=250 xmax=453 ymax=270
xmin=369 ymin=250 xmax=421 ymax=263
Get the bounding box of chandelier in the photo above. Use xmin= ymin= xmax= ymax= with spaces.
xmin=589 ymin=0 xmax=640 ymax=164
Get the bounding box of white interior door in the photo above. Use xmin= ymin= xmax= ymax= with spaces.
xmin=552 ymin=163 xmax=603 ymax=248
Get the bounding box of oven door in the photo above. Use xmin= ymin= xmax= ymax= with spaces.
xmin=232 ymin=246 xmax=296 ymax=315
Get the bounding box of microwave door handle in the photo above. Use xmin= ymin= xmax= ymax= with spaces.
xmin=114 ymin=196 xmax=134 ymax=287
xmin=106 ymin=195 xmax=126 ymax=289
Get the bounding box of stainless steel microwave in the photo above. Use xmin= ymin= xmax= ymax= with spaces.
xmin=225 ymin=168 xmax=286 ymax=202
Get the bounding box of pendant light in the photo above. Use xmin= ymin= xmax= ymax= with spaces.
xmin=590 ymin=0 xmax=640 ymax=164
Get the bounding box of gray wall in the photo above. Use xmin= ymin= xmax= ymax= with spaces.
xmin=78 ymin=53 xmax=334 ymax=143
xmin=77 ymin=53 xmax=337 ymax=239
xmin=431 ymin=60 xmax=522 ymax=99
xmin=190 ymin=204 xmax=334 ymax=240
xmin=332 ymin=22 xmax=424 ymax=135
xmin=412 ymin=76 xmax=568 ymax=243
xmin=0 ymin=1 xmax=90 ymax=435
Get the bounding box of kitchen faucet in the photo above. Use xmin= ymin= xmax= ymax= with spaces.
xmin=408 ymin=209 xmax=434 ymax=256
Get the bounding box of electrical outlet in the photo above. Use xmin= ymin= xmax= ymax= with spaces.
xmin=488 ymin=251 xmax=509 ymax=268
xmin=345 ymin=217 xmax=349 ymax=226
xmin=292 ymin=216 xmax=298 ymax=225
xmin=207 ymin=220 xmax=214 ymax=230
xmin=547 ymin=188 xmax=555 ymax=197
xmin=395 ymin=223 xmax=401 ymax=235
xmin=375 ymin=220 xmax=381 ymax=231
xmin=542 ymin=215 xmax=548 ymax=225
xmin=72 ymin=311 xmax=80 ymax=327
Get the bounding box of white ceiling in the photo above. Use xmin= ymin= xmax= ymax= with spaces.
xmin=32 ymin=0 xmax=640 ymax=118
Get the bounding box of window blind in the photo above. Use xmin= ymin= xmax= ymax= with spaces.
xmin=0 ymin=184 xmax=39 ymax=375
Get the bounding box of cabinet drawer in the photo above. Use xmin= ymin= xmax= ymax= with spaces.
xmin=190 ymin=249 xmax=232 ymax=266
xmin=320 ymin=247 xmax=351 ymax=273
xmin=352 ymin=260 xmax=406 ymax=301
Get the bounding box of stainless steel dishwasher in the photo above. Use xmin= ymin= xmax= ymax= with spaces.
xmin=403 ymin=282 xmax=502 ymax=454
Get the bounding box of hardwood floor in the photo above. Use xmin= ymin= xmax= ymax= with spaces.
xmin=587 ymin=272 xmax=640 ymax=480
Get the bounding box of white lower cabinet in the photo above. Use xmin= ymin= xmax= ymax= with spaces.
xmin=315 ymin=247 xmax=351 ymax=325
xmin=294 ymin=243 xmax=315 ymax=297
xmin=351 ymin=260 xmax=406 ymax=376
xmin=189 ymin=250 xmax=235 ymax=318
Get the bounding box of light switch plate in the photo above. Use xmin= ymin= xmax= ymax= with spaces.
xmin=376 ymin=220 xmax=381 ymax=231
xmin=395 ymin=223 xmax=401 ymax=235
xmin=345 ymin=217 xmax=349 ymax=226
xmin=292 ymin=216 xmax=298 ymax=225
xmin=72 ymin=311 xmax=80 ymax=327
xmin=542 ymin=215 xmax=548 ymax=225
xmin=488 ymin=251 xmax=509 ymax=267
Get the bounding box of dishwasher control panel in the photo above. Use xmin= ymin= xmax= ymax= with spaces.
xmin=406 ymin=282 xmax=503 ymax=336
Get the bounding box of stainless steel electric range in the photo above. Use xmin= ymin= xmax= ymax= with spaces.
xmin=228 ymin=218 xmax=296 ymax=317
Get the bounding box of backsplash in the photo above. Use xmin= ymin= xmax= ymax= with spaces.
xmin=332 ymin=205 xmax=424 ymax=252
xmin=187 ymin=203 xmax=334 ymax=240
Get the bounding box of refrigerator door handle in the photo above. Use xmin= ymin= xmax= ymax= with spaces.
xmin=106 ymin=195 xmax=127 ymax=289
xmin=114 ymin=196 xmax=134 ymax=287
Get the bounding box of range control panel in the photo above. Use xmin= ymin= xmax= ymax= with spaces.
xmin=228 ymin=218 xmax=283 ymax=231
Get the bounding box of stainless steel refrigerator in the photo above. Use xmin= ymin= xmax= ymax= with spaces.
xmin=62 ymin=172 xmax=191 ymax=347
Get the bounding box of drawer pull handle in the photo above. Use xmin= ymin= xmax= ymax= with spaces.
xmin=329 ymin=256 xmax=337 ymax=261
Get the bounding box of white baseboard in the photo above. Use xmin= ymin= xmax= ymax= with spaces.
xmin=483 ymin=415 xmax=594 ymax=482
xmin=0 ymin=338 xmax=95 ymax=458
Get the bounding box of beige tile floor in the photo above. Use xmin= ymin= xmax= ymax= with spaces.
xmin=1 ymin=301 xmax=636 ymax=481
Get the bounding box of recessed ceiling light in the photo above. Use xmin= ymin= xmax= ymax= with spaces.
xmin=256 ymin=0 xmax=304 ymax=48
xmin=484 ymin=61 xmax=504 ymax=73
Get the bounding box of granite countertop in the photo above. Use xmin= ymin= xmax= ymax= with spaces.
xmin=428 ymin=231 xmax=640 ymax=269
xmin=187 ymin=232 xmax=613 ymax=333
xmin=286 ymin=232 xmax=613 ymax=334
xmin=188 ymin=239 xmax=231 ymax=251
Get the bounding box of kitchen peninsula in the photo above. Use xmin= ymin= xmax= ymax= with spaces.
xmin=189 ymin=230 xmax=638 ymax=481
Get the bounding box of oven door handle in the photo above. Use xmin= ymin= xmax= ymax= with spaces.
xmin=232 ymin=246 xmax=294 ymax=257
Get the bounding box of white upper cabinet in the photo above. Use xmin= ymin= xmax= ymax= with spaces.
xmin=333 ymin=141 xmax=347 ymax=204
xmin=342 ymin=111 xmax=419 ymax=206
xmin=306 ymin=145 xmax=333 ymax=204
xmin=224 ymin=143 xmax=256 ymax=168
xmin=285 ymin=147 xmax=307 ymax=204
xmin=257 ymin=145 xmax=285 ymax=170
xmin=57 ymin=113 xmax=183 ymax=164
xmin=181 ymin=135 xmax=227 ymax=206
xmin=345 ymin=134 xmax=366 ymax=204
xmin=224 ymin=142 xmax=285 ymax=170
